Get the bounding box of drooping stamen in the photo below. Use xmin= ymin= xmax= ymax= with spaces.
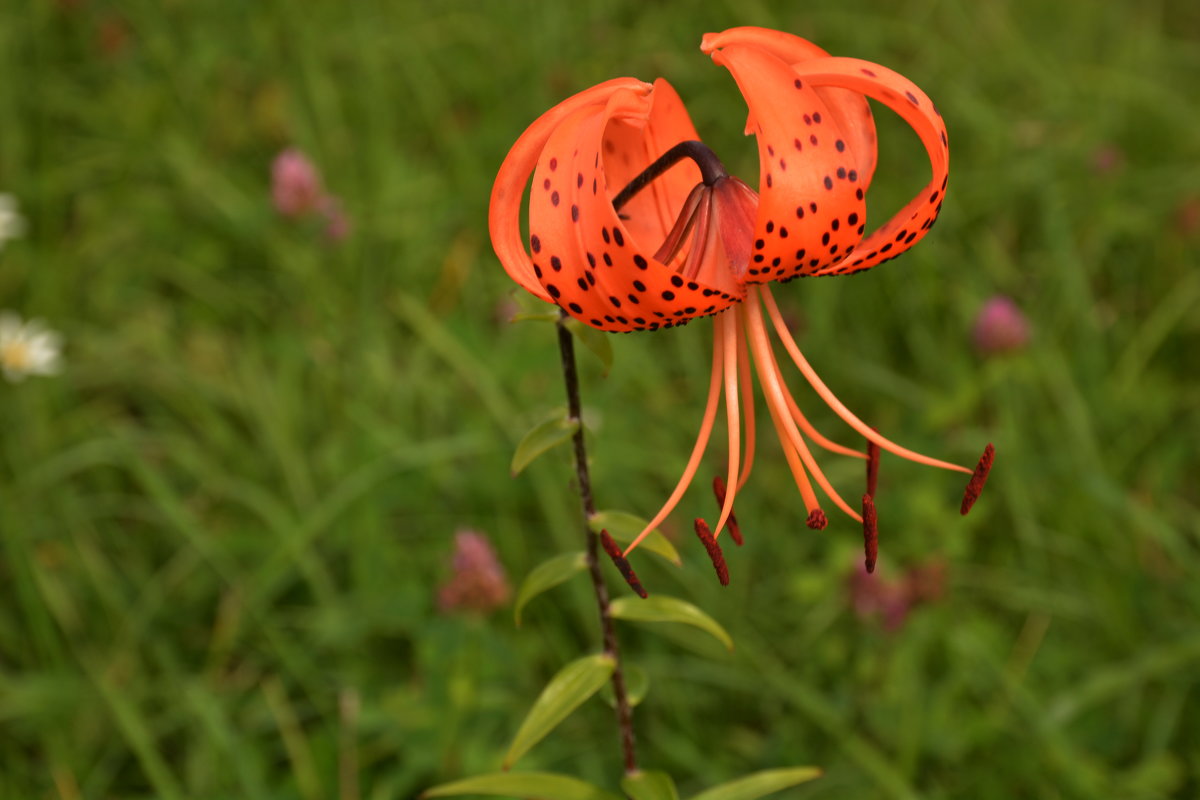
xmin=600 ymin=530 xmax=648 ymax=598
xmin=612 ymin=140 xmax=728 ymax=212
xmin=866 ymin=438 xmax=881 ymax=498
xmin=693 ymin=519 xmax=729 ymax=586
xmin=745 ymin=288 xmax=862 ymax=521
xmin=761 ymin=322 xmax=868 ymax=461
xmin=760 ymin=356 xmax=823 ymax=516
xmin=734 ymin=316 xmax=757 ymax=491
xmin=759 ymin=286 xmax=972 ymax=476
xmin=623 ymin=329 xmax=725 ymax=556
xmin=862 ymin=494 xmax=879 ymax=573
xmin=960 ymin=443 xmax=995 ymax=515
xmin=712 ymin=476 xmax=743 ymax=546
xmin=712 ymin=309 xmax=741 ymax=538
xmin=806 ymin=509 xmax=828 ymax=530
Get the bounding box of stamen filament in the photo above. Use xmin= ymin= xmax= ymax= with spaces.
xmin=762 ymin=388 xmax=822 ymax=514
xmin=746 ymin=288 xmax=863 ymax=522
xmin=866 ymin=438 xmax=881 ymax=497
xmin=735 ymin=309 xmax=757 ymax=491
xmin=712 ymin=476 xmax=743 ymax=545
xmin=759 ymin=286 xmax=971 ymax=475
xmin=623 ymin=325 xmax=725 ymax=556
xmin=713 ymin=309 xmax=740 ymax=539
xmin=761 ymin=321 xmax=868 ymax=460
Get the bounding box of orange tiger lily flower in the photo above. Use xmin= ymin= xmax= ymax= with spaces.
xmin=490 ymin=27 xmax=993 ymax=581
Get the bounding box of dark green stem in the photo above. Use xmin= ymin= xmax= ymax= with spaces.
xmin=555 ymin=311 xmax=638 ymax=774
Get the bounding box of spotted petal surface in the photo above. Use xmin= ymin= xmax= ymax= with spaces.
xmin=523 ymin=83 xmax=744 ymax=331
xmin=702 ymin=27 xmax=948 ymax=281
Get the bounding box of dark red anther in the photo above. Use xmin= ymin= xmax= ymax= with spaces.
xmin=862 ymin=494 xmax=878 ymax=573
xmin=712 ymin=475 xmax=743 ymax=546
xmin=599 ymin=530 xmax=648 ymax=598
xmin=805 ymin=508 xmax=827 ymax=530
xmin=866 ymin=438 xmax=880 ymax=498
xmin=960 ymin=443 xmax=995 ymax=515
xmin=693 ymin=518 xmax=729 ymax=586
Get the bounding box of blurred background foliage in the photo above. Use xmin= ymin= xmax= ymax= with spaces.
xmin=1 ymin=0 xmax=1198 ymax=798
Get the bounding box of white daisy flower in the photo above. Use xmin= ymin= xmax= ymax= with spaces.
xmin=0 ymin=194 xmax=26 ymax=252
xmin=0 ymin=312 xmax=63 ymax=382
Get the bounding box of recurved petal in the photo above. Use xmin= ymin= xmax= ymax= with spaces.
xmin=601 ymin=78 xmax=704 ymax=254
xmin=787 ymin=57 xmax=949 ymax=276
xmin=702 ymin=27 xmax=878 ymax=190
xmin=489 ymin=78 xmax=652 ymax=303
xmin=708 ymin=43 xmax=869 ymax=282
xmin=529 ymin=85 xmax=743 ymax=332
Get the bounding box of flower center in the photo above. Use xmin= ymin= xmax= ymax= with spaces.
xmin=1 ymin=340 xmax=31 ymax=371
xmin=614 ymin=141 xmax=760 ymax=293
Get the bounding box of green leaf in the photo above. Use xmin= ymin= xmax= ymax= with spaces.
xmin=609 ymin=596 xmax=734 ymax=651
xmin=591 ymin=510 xmax=682 ymax=566
xmin=503 ymin=654 xmax=615 ymax=769
xmin=600 ymin=662 xmax=649 ymax=708
xmin=514 ymin=551 xmax=588 ymax=626
xmin=511 ymin=410 xmax=579 ymax=476
xmin=687 ymin=768 xmax=823 ymax=800
xmin=510 ymin=310 xmax=562 ymax=324
xmin=423 ymin=771 xmax=622 ymax=800
xmin=622 ymin=770 xmax=680 ymax=800
xmin=564 ymin=317 xmax=613 ymax=376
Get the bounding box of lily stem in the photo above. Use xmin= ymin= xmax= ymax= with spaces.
xmin=612 ymin=139 xmax=728 ymax=212
xmin=555 ymin=309 xmax=639 ymax=774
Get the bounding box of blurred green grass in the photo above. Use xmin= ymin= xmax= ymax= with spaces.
xmin=2 ymin=0 xmax=1198 ymax=798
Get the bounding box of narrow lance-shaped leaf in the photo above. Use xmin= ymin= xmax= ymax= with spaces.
xmin=511 ymin=408 xmax=579 ymax=476
xmin=592 ymin=510 xmax=682 ymax=566
xmin=621 ymin=770 xmax=680 ymax=800
xmin=503 ymin=654 xmax=615 ymax=769
xmin=423 ymin=771 xmax=623 ymax=800
xmin=514 ymin=551 xmax=588 ymax=625
xmin=687 ymin=767 xmax=823 ymax=800
xmin=609 ymin=595 xmax=734 ymax=651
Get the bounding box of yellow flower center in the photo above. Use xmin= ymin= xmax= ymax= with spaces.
xmin=1 ymin=340 xmax=32 ymax=371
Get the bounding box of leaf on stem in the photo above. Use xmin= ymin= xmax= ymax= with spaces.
xmin=511 ymin=409 xmax=579 ymax=476
xmin=609 ymin=596 xmax=733 ymax=651
xmin=514 ymin=551 xmax=588 ymax=625
xmin=687 ymin=767 xmax=823 ymax=800
xmin=621 ymin=770 xmax=681 ymax=800
xmin=503 ymin=654 xmax=615 ymax=769
xmin=600 ymin=662 xmax=649 ymax=708
xmin=423 ymin=771 xmax=623 ymax=800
